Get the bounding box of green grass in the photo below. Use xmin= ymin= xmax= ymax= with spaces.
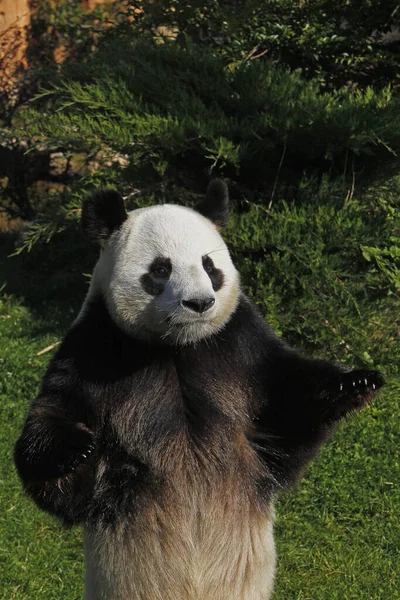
xmin=0 ymin=296 xmax=84 ymax=599
xmin=274 ymin=379 xmax=400 ymax=599
xmin=1 ymin=226 xmax=399 ymax=600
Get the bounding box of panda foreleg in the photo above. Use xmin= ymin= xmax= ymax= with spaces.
xmin=269 ymin=350 xmax=384 ymax=426
xmin=14 ymin=400 xmax=97 ymax=524
xmin=279 ymin=358 xmax=384 ymax=421
xmin=255 ymin=352 xmax=384 ymax=488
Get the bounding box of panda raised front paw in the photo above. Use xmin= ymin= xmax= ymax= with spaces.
xmin=15 ymin=421 xmax=96 ymax=482
xmin=338 ymin=369 xmax=384 ymax=400
xmin=324 ymin=369 xmax=385 ymax=421
xmin=55 ymin=424 xmax=96 ymax=477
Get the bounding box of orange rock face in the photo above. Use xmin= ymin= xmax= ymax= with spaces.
xmin=0 ymin=0 xmax=31 ymax=33
xmin=82 ymin=0 xmax=107 ymax=8
xmin=0 ymin=0 xmax=31 ymax=78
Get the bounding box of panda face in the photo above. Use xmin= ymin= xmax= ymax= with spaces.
xmin=91 ymin=204 xmax=240 ymax=345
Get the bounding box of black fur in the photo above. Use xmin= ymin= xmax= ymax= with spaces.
xmin=82 ymin=189 xmax=127 ymax=244
xmin=196 ymin=179 xmax=230 ymax=228
xmin=202 ymin=255 xmax=224 ymax=291
xmin=14 ymin=294 xmax=384 ymax=526
xmin=141 ymin=257 xmax=172 ymax=296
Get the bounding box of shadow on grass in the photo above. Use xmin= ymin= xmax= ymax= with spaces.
xmin=0 ymin=227 xmax=96 ymax=332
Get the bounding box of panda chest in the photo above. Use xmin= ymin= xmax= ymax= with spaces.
xmin=107 ymin=356 xmax=254 ymax=474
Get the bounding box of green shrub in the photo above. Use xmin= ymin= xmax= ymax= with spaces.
xmin=6 ymin=39 xmax=400 ymax=229
xmin=126 ymin=0 xmax=400 ymax=89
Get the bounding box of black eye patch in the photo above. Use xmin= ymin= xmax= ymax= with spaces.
xmin=202 ymin=255 xmax=224 ymax=292
xmin=141 ymin=257 xmax=172 ymax=296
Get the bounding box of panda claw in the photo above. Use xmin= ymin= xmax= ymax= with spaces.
xmin=334 ymin=370 xmax=384 ymax=405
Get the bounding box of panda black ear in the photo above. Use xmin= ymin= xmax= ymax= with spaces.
xmin=196 ymin=179 xmax=229 ymax=228
xmin=82 ymin=189 xmax=127 ymax=245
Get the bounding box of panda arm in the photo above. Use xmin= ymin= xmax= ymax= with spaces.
xmin=236 ymin=298 xmax=384 ymax=488
xmin=14 ymin=355 xmax=97 ymax=525
xmin=254 ymin=345 xmax=383 ymax=487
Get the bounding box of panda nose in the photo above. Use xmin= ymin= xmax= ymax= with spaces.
xmin=182 ymin=298 xmax=215 ymax=313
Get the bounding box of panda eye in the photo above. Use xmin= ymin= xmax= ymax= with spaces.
xmin=149 ymin=257 xmax=172 ymax=279
xmin=152 ymin=266 xmax=168 ymax=277
xmin=202 ymin=256 xmax=214 ymax=274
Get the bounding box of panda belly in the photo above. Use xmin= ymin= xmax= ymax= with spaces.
xmin=83 ymin=486 xmax=276 ymax=600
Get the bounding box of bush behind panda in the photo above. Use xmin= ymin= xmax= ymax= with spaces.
xmin=14 ymin=180 xmax=384 ymax=600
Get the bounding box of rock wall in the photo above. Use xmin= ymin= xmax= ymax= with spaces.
xmin=0 ymin=0 xmax=30 ymax=83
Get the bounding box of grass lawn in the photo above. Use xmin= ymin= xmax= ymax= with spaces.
xmin=1 ymin=233 xmax=399 ymax=600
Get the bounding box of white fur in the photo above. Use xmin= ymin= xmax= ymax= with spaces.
xmin=82 ymin=204 xmax=240 ymax=345
xmin=83 ymin=492 xmax=276 ymax=600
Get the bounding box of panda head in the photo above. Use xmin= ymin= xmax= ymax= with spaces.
xmin=82 ymin=180 xmax=240 ymax=345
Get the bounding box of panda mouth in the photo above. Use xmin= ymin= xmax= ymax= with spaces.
xmin=162 ymin=315 xmax=215 ymax=337
xmin=161 ymin=317 xmax=215 ymax=345
xmin=166 ymin=316 xmax=209 ymax=326
xmin=165 ymin=311 xmax=212 ymax=323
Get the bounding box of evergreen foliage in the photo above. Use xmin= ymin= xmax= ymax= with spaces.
xmin=127 ymin=0 xmax=400 ymax=88
xmin=6 ymin=39 xmax=400 ymax=218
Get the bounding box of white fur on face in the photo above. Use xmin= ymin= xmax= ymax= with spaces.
xmin=89 ymin=205 xmax=240 ymax=345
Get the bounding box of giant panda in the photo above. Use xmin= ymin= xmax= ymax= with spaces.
xmin=14 ymin=180 xmax=384 ymax=600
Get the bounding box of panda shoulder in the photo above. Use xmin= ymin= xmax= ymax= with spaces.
xmin=222 ymin=293 xmax=280 ymax=355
